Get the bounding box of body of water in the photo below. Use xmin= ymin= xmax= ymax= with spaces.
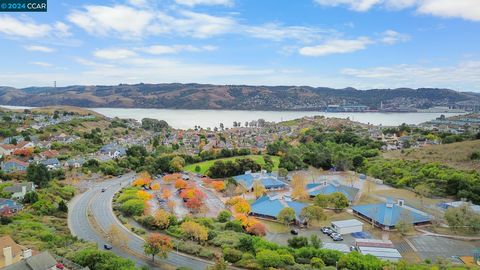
xmin=1 ymin=105 xmax=463 ymax=129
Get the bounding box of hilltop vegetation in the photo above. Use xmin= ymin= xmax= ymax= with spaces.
xmin=1 ymin=84 xmax=479 ymax=110
xmin=383 ymin=140 xmax=480 ymax=172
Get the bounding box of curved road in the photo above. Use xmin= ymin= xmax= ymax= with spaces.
xmin=68 ymin=173 xmax=212 ymax=270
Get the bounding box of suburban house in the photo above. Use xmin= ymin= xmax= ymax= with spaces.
xmin=354 ymin=239 xmax=402 ymax=262
xmin=3 ymin=182 xmax=35 ymax=200
xmin=0 ymin=145 xmax=16 ymax=158
xmin=1 ymin=159 xmax=29 ymax=173
xmin=307 ymin=180 xmax=359 ymax=202
xmin=234 ymin=171 xmax=287 ymax=191
xmin=100 ymin=143 xmax=126 ymax=158
xmin=352 ymin=199 xmax=431 ymax=230
xmin=63 ymin=158 xmax=85 ymax=169
xmin=3 ymin=251 xmax=60 ymax=270
xmin=39 ymin=159 xmax=61 ymax=170
xmin=331 ymin=219 xmax=364 ymax=235
xmin=0 ymin=199 xmax=23 ymax=216
xmin=250 ymin=195 xmax=307 ymax=223
xmin=0 ymin=235 xmax=32 ymax=268
xmin=39 ymin=150 xmax=59 ymax=159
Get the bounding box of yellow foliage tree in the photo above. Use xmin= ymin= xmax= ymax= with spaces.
xmin=252 ymin=180 xmax=266 ymax=198
xmin=153 ymin=209 xmax=171 ymax=229
xmin=291 ymin=174 xmax=309 ymax=200
xmin=180 ymin=221 xmax=208 ymax=242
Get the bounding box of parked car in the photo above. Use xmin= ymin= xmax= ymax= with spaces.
xmin=332 ymin=234 xmax=343 ymax=241
xmin=101 ymin=188 xmax=106 ymax=192
xmin=350 ymin=246 xmax=357 ymax=251
xmin=290 ymin=229 xmax=299 ymax=235
xmin=321 ymin=227 xmax=331 ymax=234
xmin=326 ymin=228 xmax=335 ymax=236
xmin=103 ymin=244 xmax=113 ymax=250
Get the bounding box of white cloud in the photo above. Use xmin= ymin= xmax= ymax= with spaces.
xmin=93 ymin=48 xmax=137 ymax=60
xmin=68 ymin=5 xmax=154 ymax=38
xmin=24 ymin=45 xmax=55 ymax=53
xmin=127 ymin=0 xmax=148 ymax=7
xmin=138 ymin=44 xmax=217 ymax=54
xmin=313 ymin=0 xmax=480 ymax=21
xmin=0 ymin=16 xmax=71 ymax=39
xmin=242 ymin=23 xmax=334 ymax=43
xmin=30 ymin=61 xmax=53 ymax=67
xmin=174 ymin=0 xmax=234 ymax=7
xmin=417 ymin=0 xmax=480 ymax=21
xmin=379 ymin=30 xmax=410 ymax=44
xmin=341 ymin=61 xmax=480 ymax=89
xmin=299 ymin=37 xmax=373 ymax=56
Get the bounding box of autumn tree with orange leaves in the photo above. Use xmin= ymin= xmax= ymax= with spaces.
xmin=133 ymin=171 xmax=153 ymax=187
xmin=174 ymin=179 xmax=188 ymax=189
xmin=144 ymin=233 xmax=173 ymax=261
xmin=163 ymin=173 xmax=182 ymax=183
xmin=211 ymin=181 xmax=226 ymax=192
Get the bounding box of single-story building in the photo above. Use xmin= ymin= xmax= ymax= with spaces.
xmin=234 ymin=171 xmax=287 ymax=191
xmin=307 ymin=181 xmax=359 ymax=202
xmin=100 ymin=143 xmax=126 ymax=158
xmin=352 ymin=199 xmax=431 ymax=230
xmin=1 ymin=159 xmax=28 ymax=173
xmin=39 ymin=158 xmax=60 ymax=170
xmin=331 ymin=219 xmax=363 ymax=235
xmin=438 ymin=201 xmax=480 ymax=214
xmin=64 ymin=158 xmax=85 ymax=168
xmin=3 ymin=251 xmax=58 ymax=270
xmin=0 ymin=199 xmax=23 ymax=216
xmin=250 ymin=195 xmax=307 ymax=223
xmin=3 ymin=182 xmax=35 ymax=200
xmin=354 ymin=239 xmax=402 ymax=262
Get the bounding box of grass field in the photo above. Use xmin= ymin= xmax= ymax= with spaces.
xmin=383 ymin=140 xmax=480 ymax=172
xmin=184 ymin=155 xmax=280 ymax=174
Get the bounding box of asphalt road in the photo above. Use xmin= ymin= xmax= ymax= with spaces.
xmin=68 ymin=173 xmax=212 ymax=270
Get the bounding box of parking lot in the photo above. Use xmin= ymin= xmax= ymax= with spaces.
xmin=265 ymin=226 xmax=356 ymax=248
xmin=408 ymin=235 xmax=480 ymax=260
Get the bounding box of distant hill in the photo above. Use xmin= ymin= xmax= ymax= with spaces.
xmin=1 ymin=83 xmax=479 ymax=111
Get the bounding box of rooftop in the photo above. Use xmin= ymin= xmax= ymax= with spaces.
xmin=307 ymin=181 xmax=359 ymax=201
xmin=331 ymin=219 xmax=364 ymax=228
xmin=234 ymin=171 xmax=286 ymax=190
xmin=250 ymin=195 xmax=307 ymax=219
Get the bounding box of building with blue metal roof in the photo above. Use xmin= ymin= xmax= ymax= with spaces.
xmin=307 ymin=181 xmax=359 ymax=202
xmin=250 ymin=195 xmax=308 ymax=222
xmin=233 ymin=171 xmax=287 ymax=191
xmin=352 ymin=199 xmax=431 ymax=230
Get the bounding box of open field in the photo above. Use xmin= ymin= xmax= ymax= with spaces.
xmin=184 ymin=155 xmax=280 ymax=174
xmin=383 ymin=140 xmax=480 ymax=172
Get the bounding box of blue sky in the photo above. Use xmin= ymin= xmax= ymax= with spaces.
xmin=0 ymin=0 xmax=479 ymax=91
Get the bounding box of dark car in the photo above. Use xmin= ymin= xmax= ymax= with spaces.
xmin=101 ymin=188 xmax=106 ymax=192
xmin=103 ymin=244 xmax=113 ymax=250
xmin=290 ymin=229 xmax=299 ymax=235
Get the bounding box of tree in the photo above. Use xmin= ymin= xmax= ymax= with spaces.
xmin=291 ymin=174 xmax=308 ymax=200
xmin=195 ymin=165 xmax=201 ymax=172
xmin=143 ymin=233 xmax=173 ymax=262
xmin=185 ymin=197 xmax=204 ymax=213
xmin=396 ymin=210 xmax=414 ymax=235
xmin=277 ymin=207 xmax=296 ymax=226
xmin=300 ymin=205 xmax=326 ymax=227
xmin=169 ymin=156 xmax=185 ymax=172
xmin=23 ymin=191 xmax=38 ymax=203
xmin=310 ymin=234 xmax=322 ymax=249
xmin=278 ymin=168 xmax=288 ymax=178
xmin=27 ymin=163 xmax=51 ymax=188
xmin=314 ymin=194 xmax=330 ymax=208
xmin=181 ymin=221 xmax=209 ymax=242
xmin=174 ymin=179 xmax=188 ymax=189
xmin=108 ymin=224 xmax=129 ymax=247
xmin=288 ymin=236 xmax=309 ymax=248
xmin=153 ymin=209 xmax=171 ymax=229
xmin=330 ymin=192 xmax=349 ymax=210
xmin=310 ymin=257 xmax=325 ymax=269
xmin=58 ymin=200 xmax=68 ymax=212
xmin=246 ymin=221 xmax=266 ymax=236
xmin=252 ymin=180 xmax=266 ymax=198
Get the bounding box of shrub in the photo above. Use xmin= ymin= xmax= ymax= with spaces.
xmin=288 ymin=236 xmax=309 ymax=249
xmin=256 ymin=249 xmax=285 ymax=268
xmin=209 ymin=231 xmax=243 ymax=248
xmin=120 ymin=199 xmax=145 ymax=216
xmin=310 ymin=257 xmax=325 ymax=269
xmin=217 ymin=210 xmax=232 ymax=222
xmin=225 ymin=220 xmax=244 ymax=232
xmin=223 ymin=248 xmax=242 ymax=263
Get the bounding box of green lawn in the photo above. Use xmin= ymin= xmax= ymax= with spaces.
xmin=184 ymin=155 xmax=280 ymax=174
